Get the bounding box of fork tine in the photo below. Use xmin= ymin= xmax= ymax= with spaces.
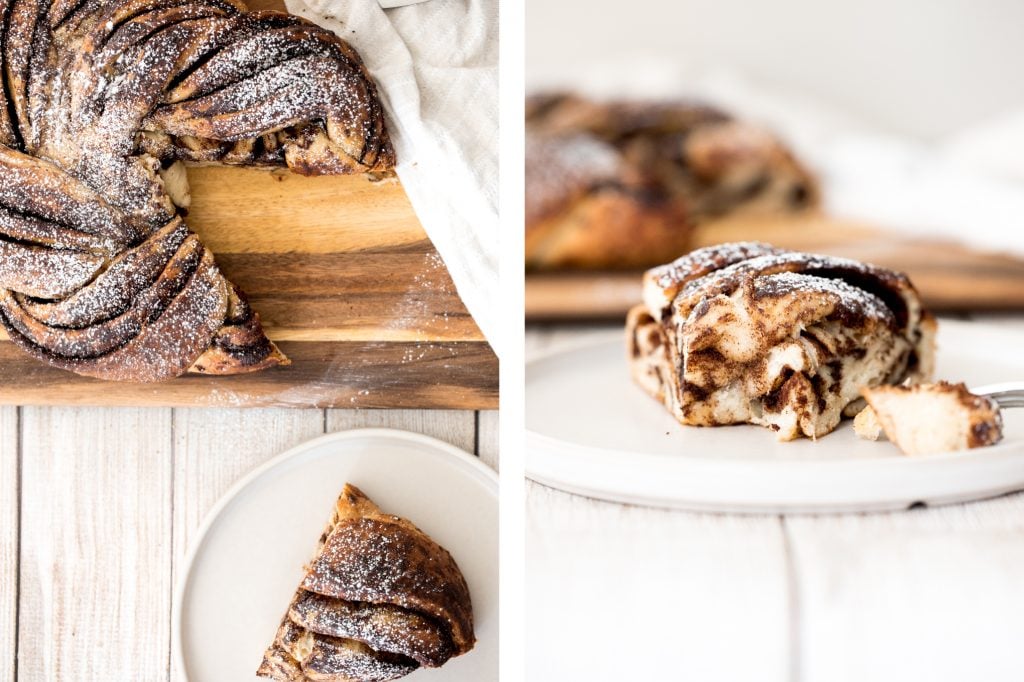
xmin=970 ymin=382 xmax=1024 ymax=410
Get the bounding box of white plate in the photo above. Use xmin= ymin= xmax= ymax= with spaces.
xmin=526 ymin=320 xmax=1024 ymax=513
xmin=174 ymin=429 xmax=498 ymax=681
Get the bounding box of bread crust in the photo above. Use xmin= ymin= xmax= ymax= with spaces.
xmin=257 ymin=484 xmax=475 ymax=682
xmin=627 ymin=242 xmax=936 ymax=440
xmin=525 ymin=93 xmax=818 ymax=270
xmin=858 ymin=382 xmax=1003 ymax=455
xmin=0 ymin=0 xmax=394 ymax=381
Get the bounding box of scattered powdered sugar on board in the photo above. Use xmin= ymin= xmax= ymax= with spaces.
xmin=383 ymin=251 xmax=458 ymax=341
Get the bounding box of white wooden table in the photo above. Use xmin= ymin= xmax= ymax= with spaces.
xmin=526 ymin=316 xmax=1024 ymax=682
xmin=0 ymin=407 xmax=496 ymax=682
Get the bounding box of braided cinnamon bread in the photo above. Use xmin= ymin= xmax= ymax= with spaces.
xmin=525 ymin=93 xmax=818 ymax=270
xmin=626 ymin=243 xmax=936 ymax=440
xmin=0 ymin=0 xmax=394 ymax=382
xmin=258 ymin=484 xmax=474 ymax=682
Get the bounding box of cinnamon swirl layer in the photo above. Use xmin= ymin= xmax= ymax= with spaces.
xmin=0 ymin=0 xmax=394 ymax=381
xmin=627 ymin=242 xmax=936 ymax=440
xmin=258 ymin=484 xmax=475 ymax=682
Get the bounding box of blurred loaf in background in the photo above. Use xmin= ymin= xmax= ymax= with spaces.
xmin=525 ymin=93 xmax=818 ymax=270
xmin=524 ymin=0 xmax=1024 ymax=319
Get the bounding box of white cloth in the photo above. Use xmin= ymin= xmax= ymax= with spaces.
xmin=683 ymin=71 xmax=1024 ymax=259
xmin=285 ymin=0 xmax=501 ymax=355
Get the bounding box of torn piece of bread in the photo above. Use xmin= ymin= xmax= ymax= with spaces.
xmin=856 ymin=382 xmax=1003 ymax=455
xmin=853 ymin=403 xmax=884 ymax=440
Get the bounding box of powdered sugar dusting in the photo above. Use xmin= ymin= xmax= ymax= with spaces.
xmin=291 ymin=591 xmax=452 ymax=665
xmin=0 ymin=0 xmax=393 ymax=381
xmin=640 ymin=242 xmax=910 ymax=328
xmin=305 ymin=518 xmax=446 ymax=603
xmin=648 ymin=241 xmax=782 ymax=291
xmin=525 ymin=134 xmax=622 ymax=224
xmin=259 ymin=486 xmax=473 ymax=681
xmin=755 ymin=270 xmax=892 ymax=323
xmin=301 ymin=636 xmax=416 ymax=681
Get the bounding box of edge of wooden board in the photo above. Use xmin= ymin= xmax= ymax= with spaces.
xmin=0 ymin=341 xmax=498 ymax=409
xmin=527 ymin=216 xmax=1024 ymax=320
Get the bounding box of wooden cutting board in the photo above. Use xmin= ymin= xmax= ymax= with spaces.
xmin=0 ymin=168 xmax=498 ymax=408
xmin=0 ymin=0 xmax=497 ymax=408
xmin=526 ymin=214 xmax=1024 ymax=321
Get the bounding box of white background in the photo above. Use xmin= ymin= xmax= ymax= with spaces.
xmin=527 ymin=0 xmax=1024 ymax=139
xmin=522 ymin=3 xmax=1024 ymax=681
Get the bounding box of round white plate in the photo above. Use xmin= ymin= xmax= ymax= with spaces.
xmin=526 ymin=320 xmax=1024 ymax=513
xmin=174 ymin=428 xmax=498 ymax=681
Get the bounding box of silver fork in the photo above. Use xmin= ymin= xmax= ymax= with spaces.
xmin=973 ymin=382 xmax=1024 ymax=409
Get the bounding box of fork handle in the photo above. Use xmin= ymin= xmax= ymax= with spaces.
xmin=972 ymin=382 xmax=1024 ymax=409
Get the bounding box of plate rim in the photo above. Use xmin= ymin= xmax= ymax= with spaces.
xmin=172 ymin=427 xmax=498 ymax=680
xmin=525 ymin=319 xmax=1024 ymax=513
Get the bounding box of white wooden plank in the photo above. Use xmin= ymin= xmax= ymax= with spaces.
xmin=170 ymin=408 xmax=325 ymax=682
xmin=786 ymin=494 xmax=1024 ymax=682
xmin=477 ymin=411 xmax=499 ymax=471
xmin=171 ymin=409 xmax=326 ymax=572
xmin=526 ymin=325 xmax=619 ymax=359
xmin=527 ymin=325 xmax=790 ymax=680
xmin=526 ymin=482 xmax=790 ymax=682
xmin=0 ymin=407 xmax=17 ymax=682
xmin=18 ymin=407 xmax=172 ymax=681
xmin=968 ymin=313 xmax=1024 ymax=334
xmin=326 ymin=410 xmax=476 ymax=455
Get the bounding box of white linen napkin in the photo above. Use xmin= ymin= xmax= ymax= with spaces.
xmin=285 ymin=0 xmax=501 ymax=355
xmin=682 ymin=70 xmax=1024 ymax=258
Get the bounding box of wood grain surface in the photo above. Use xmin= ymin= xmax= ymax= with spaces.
xmin=18 ymin=409 xmax=174 ymax=681
xmin=0 ymin=407 xmax=15 ymax=682
xmin=526 ymin=317 xmax=1024 ymax=681
xmin=526 ymin=214 xmax=1024 ymax=320
xmin=0 ymin=168 xmax=497 ymax=409
xmin=785 ymin=496 xmax=1024 ymax=681
xmin=4 ymin=408 xmax=496 ymax=682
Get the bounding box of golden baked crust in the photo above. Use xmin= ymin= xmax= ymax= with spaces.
xmin=525 ymin=135 xmax=690 ymax=269
xmin=627 ymin=242 xmax=936 ymax=440
xmin=258 ymin=484 xmax=474 ymax=682
xmin=0 ymin=0 xmax=394 ymax=381
xmin=525 ymin=93 xmax=818 ymax=270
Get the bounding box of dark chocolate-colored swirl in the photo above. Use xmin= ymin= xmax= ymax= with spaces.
xmin=629 ymin=242 xmax=936 ymax=441
xmin=259 ymin=484 xmax=475 ymax=682
xmin=0 ymin=0 xmax=394 ymax=381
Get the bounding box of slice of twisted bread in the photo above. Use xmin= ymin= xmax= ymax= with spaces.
xmin=626 ymin=242 xmax=936 ymax=440
xmin=0 ymin=0 xmax=394 ymax=381
xmin=525 ymin=93 xmax=818 ymax=270
xmin=258 ymin=484 xmax=475 ymax=682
